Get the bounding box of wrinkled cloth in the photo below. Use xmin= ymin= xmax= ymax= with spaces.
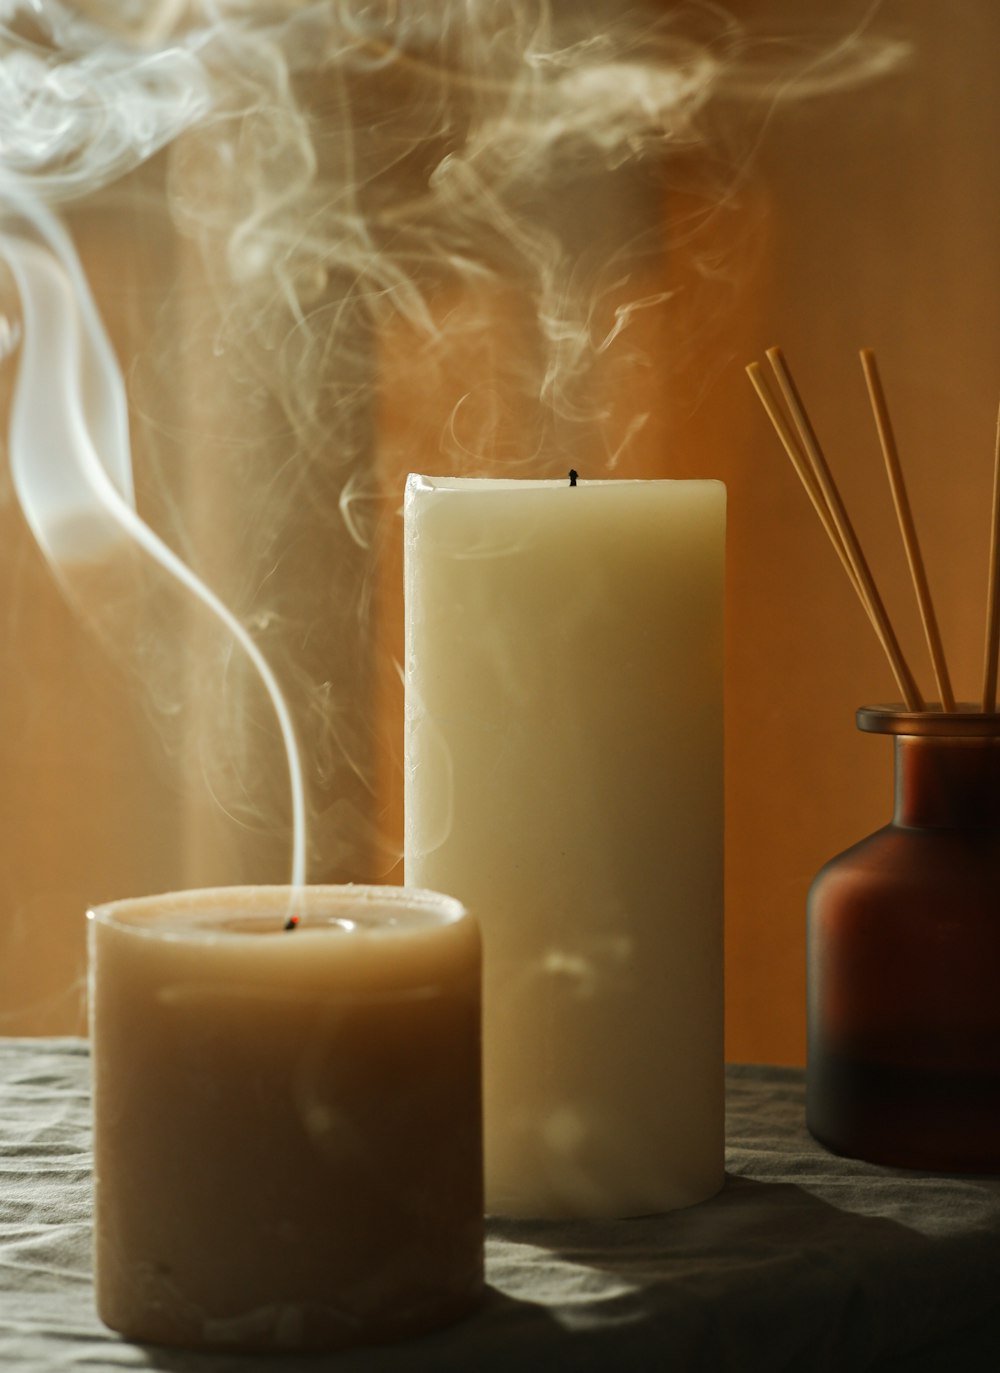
xmin=2 ymin=1040 xmax=1000 ymax=1372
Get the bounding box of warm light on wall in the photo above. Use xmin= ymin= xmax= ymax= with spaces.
xmin=1 ymin=2 xmax=999 ymax=1071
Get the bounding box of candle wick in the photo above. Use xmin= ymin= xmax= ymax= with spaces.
xmin=568 ymin=469 xmax=578 ymax=487
xmin=284 ymin=915 xmax=299 ymax=931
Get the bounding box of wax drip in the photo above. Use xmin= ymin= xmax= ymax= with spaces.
xmin=569 ymin=470 xmax=578 ymax=487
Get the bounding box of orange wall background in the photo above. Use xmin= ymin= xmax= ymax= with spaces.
xmin=1 ymin=1 xmax=998 ymax=1065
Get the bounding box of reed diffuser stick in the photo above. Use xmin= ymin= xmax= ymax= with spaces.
xmin=746 ymin=363 xmax=868 ymax=609
xmin=762 ymin=347 xmax=924 ymax=711
xmin=982 ymin=401 xmax=1000 ymax=711
xmin=859 ymin=349 xmax=955 ymax=712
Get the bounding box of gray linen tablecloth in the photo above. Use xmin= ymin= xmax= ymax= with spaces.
xmin=3 ymin=1038 xmax=1000 ymax=1372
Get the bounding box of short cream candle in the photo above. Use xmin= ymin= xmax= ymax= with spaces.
xmin=404 ymin=474 xmax=725 ymax=1219
xmin=89 ymin=884 xmax=483 ymax=1354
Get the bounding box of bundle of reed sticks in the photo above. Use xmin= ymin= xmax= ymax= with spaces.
xmin=747 ymin=346 xmax=1000 ymax=714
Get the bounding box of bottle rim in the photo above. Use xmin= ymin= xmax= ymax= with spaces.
xmin=857 ymin=704 xmax=1000 ymax=737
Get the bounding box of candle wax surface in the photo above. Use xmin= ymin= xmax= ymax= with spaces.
xmin=89 ymin=885 xmax=483 ymax=1354
xmin=404 ymin=474 xmax=725 ymax=1219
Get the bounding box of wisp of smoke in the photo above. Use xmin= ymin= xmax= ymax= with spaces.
xmin=0 ymin=0 xmax=909 ymax=885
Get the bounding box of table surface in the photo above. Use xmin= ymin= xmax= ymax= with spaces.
xmin=3 ymin=1039 xmax=1000 ymax=1372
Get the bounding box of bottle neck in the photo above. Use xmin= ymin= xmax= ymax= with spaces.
xmin=893 ymin=735 xmax=1000 ymax=828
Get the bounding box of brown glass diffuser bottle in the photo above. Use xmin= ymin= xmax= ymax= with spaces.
xmin=807 ymin=705 xmax=1000 ymax=1171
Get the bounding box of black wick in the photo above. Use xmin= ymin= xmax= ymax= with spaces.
xmin=568 ymin=469 xmax=578 ymax=487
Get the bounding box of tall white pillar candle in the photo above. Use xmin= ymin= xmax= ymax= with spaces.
xmin=404 ymin=474 xmax=725 ymax=1219
xmin=89 ymin=885 xmax=483 ymax=1353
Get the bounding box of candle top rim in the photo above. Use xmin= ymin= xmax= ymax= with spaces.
xmin=87 ymin=884 xmax=470 ymax=942
xmin=406 ymin=473 xmax=725 ymax=494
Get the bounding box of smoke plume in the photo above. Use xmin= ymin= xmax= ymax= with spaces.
xmin=0 ymin=0 xmax=907 ymax=884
